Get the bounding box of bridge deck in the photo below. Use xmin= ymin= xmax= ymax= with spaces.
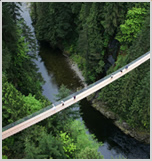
xmin=2 ymin=51 xmax=150 ymax=140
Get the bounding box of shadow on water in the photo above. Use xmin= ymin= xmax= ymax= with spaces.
xmin=80 ymin=98 xmax=150 ymax=159
xmin=38 ymin=42 xmax=83 ymax=92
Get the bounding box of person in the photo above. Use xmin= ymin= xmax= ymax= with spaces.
xmin=111 ymin=75 xmax=113 ymax=78
xmin=61 ymin=101 xmax=64 ymax=106
xmin=52 ymin=104 xmax=55 ymax=110
xmin=125 ymin=66 xmax=128 ymax=69
xmin=73 ymin=96 xmax=76 ymax=99
xmin=120 ymin=70 xmax=123 ymax=73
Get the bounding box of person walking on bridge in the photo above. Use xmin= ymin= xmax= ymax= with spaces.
xmin=61 ymin=101 xmax=64 ymax=106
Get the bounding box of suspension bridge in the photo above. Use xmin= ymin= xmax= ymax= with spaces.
xmin=2 ymin=51 xmax=150 ymax=140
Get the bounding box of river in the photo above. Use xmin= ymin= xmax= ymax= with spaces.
xmin=21 ymin=3 xmax=150 ymax=159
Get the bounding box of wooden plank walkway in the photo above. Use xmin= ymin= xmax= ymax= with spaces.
xmin=2 ymin=52 xmax=150 ymax=140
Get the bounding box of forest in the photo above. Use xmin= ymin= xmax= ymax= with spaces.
xmin=31 ymin=2 xmax=150 ymax=132
xmin=2 ymin=2 xmax=150 ymax=159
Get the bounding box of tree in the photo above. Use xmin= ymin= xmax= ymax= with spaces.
xmin=64 ymin=120 xmax=103 ymax=159
xmin=55 ymin=84 xmax=80 ymax=122
xmin=98 ymin=12 xmax=150 ymax=131
xmin=58 ymin=131 xmax=77 ymax=158
xmin=115 ymin=7 xmax=148 ymax=51
xmin=2 ymin=155 xmax=8 ymax=159
xmin=76 ymin=147 xmax=103 ymax=159
xmin=2 ymin=2 xmax=18 ymax=72
xmin=32 ymin=2 xmax=77 ymax=47
xmin=101 ymin=2 xmax=127 ymax=36
xmin=24 ymin=126 xmax=66 ymax=159
xmin=40 ymin=84 xmax=80 ymax=134
xmin=78 ymin=3 xmax=105 ymax=83
xmin=2 ymin=74 xmax=49 ymax=127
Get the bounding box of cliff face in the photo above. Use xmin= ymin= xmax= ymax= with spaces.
xmin=87 ymin=94 xmax=150 ymax=144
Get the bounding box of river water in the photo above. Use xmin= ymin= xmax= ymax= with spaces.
xmin=21 ymin=3 xmax=150 ymax=159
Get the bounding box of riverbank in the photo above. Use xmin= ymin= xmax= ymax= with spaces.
xmin=63 ymin=53 xmax=87 ymax=88
xmin=87 ymin=93 xmax=150 ymax=144
xmin=64 ymin=51 xmax=150 ymax=145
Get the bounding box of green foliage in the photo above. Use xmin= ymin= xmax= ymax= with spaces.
xmin=64 ymin=120 xmax=103 ymax=159
xmin=127 ymin=70 xmax=150 ymax=129
xmin=55 ymin=84 xmax=71 ymax=100
xmin=76 ymin=147 xmax=103 ymax=159
xmin=31 ymin=2 xmax=78 ymax=47
xmin=38 ymin=103 xmax=104 ymax=159
xmin=3 ymin=2 xmax=45 ymax=100
xmin=38 ymin=84 xmax=80 ymax=137
xmin=14 ymin=27 xmax=30 ymax=66
xmin=2 ymin=3 xmax=18 ymax=72
xmin=99 ymin=13 xmax=150 ymax=131
xmin=59 ymin=131 xmax=77 ymax=158
xmin=116 ymin=7 xmax=148 ymax=50
xmin=2 ymin=4 xmax=52 ymax=159
xmin=71 ymin=54 xmax=86 ymax=70
xmin=101 ymin=2 xmax=127 ymax=36
xmin=2 ymin=155 xmax=8 ymax=159
xmin=24 ymin=125 xmax=66 ymax=159
xmin=77 ymin=3 xmax=105 ymax=83
xmin=2 ymin=75 xmax=48 ymax=127
xmin=2 ymin=41 xmax=12 ymax=71
xmin=45 ymin=85 xmax=80 ymax=131
xmin=23 ymin=119 xmax=104 ymax=159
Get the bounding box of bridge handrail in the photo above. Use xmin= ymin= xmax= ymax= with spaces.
xmin=2 ymin=51 xmax=150 ymax=132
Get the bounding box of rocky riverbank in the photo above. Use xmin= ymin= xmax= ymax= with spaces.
xmin=63 ymin=52 xmax=87 ymax=88
xmin=87 ymin=93 xmax=150 ymax=144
